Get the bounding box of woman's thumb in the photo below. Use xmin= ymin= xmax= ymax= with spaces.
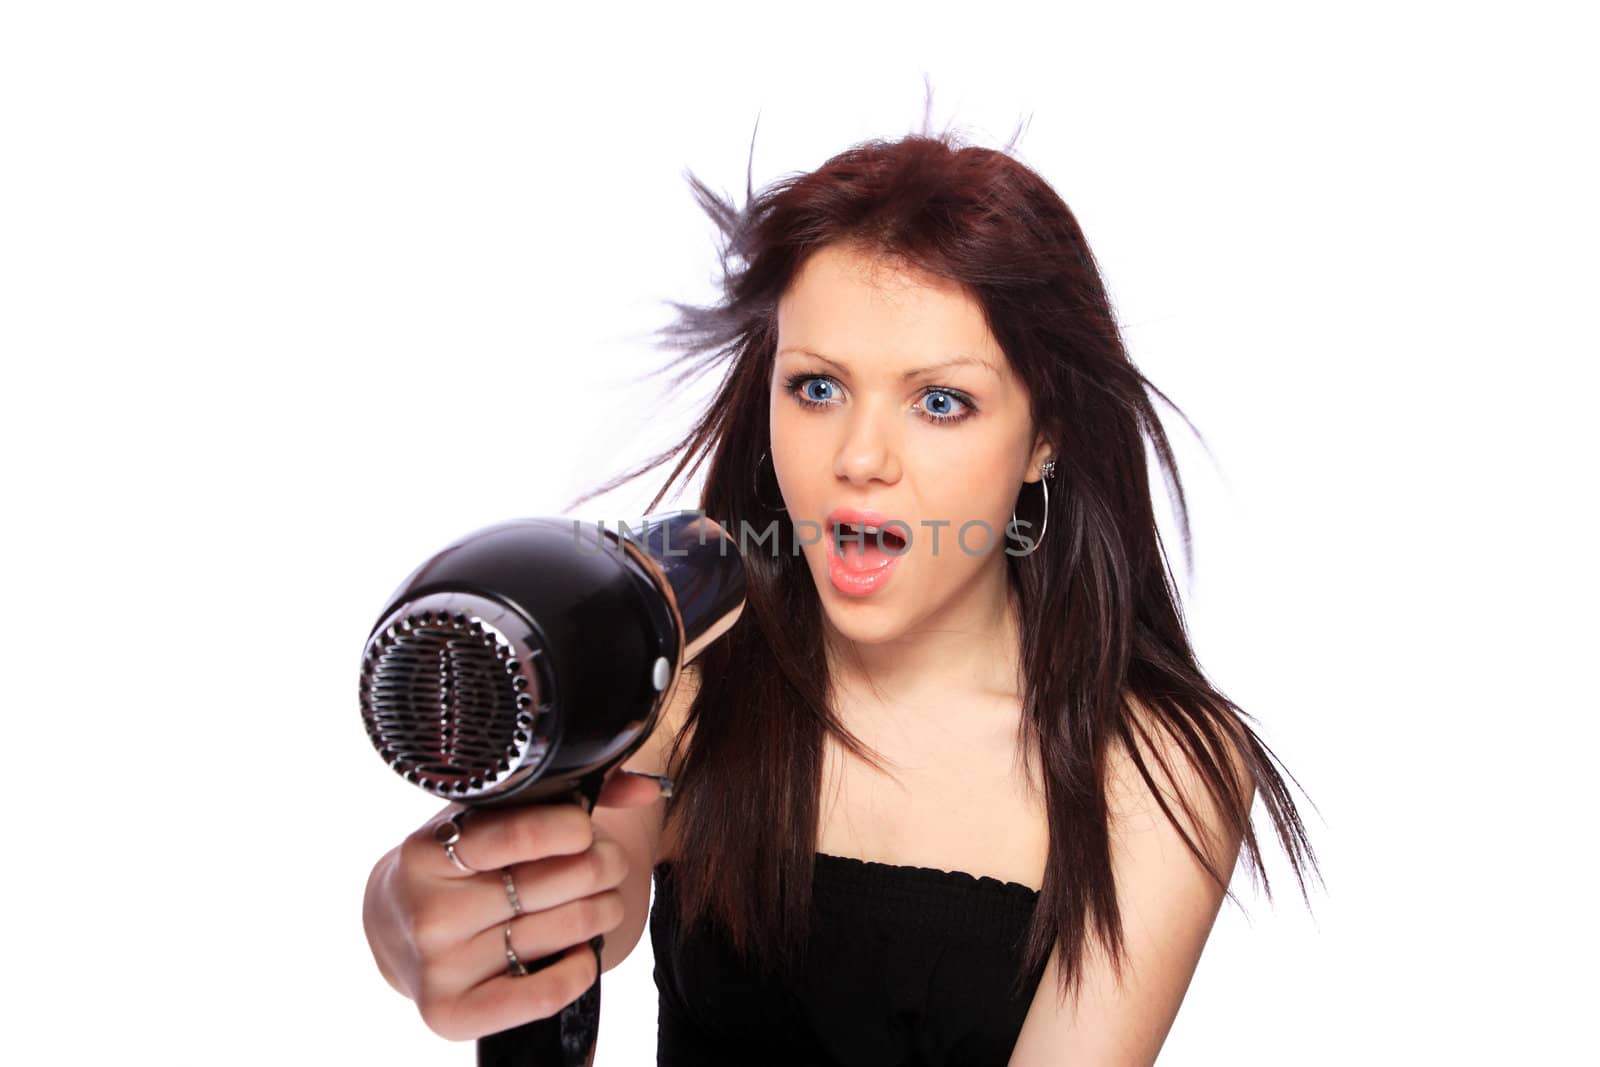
xmin=595 ymin=767 xmax=673 ymax=808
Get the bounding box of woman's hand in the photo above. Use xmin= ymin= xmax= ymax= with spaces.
xmin=361 ymin=764 xmax=669 ymax=1041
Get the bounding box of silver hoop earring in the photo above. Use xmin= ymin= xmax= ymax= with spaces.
xmin=755 ymin=450 xmax=787 ymax=513
xmin=1012 ymin=458 xmax=1055 ymax=555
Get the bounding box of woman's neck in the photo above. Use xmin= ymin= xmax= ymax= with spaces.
xmin=823 ymin=568 xmax=1024 ymax=715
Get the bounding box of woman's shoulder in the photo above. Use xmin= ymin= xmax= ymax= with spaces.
xmin=1104 ymin=691 xmax=1256 ymax=870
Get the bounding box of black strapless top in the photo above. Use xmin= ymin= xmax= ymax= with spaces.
xmin=649 ymin=853 xmax=1046 ymax=1066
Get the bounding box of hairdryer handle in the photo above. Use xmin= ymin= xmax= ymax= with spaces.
xmin=475 ymin=940 xmax=602 ymax=1067
xmin=476 ymin=770 xmax=610 ymax=1067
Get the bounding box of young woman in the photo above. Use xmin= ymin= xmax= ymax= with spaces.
xmin=362 ymin=130 xmax=1320 ymax=1066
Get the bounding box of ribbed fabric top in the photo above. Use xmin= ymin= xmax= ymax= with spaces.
xmin=650 ymin=852 xmax=1046 ymax=1067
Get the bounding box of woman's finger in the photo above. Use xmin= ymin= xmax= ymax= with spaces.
xmin=407 ymin=801 xmax=595 ymax=882
xmin=417 ymin=939 xmax=601 ymax=1042
xmin=425 ymin=889 xmax=623 ymax=999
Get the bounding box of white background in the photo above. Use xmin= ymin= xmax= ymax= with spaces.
xmin=3 ymin=2 xmax=1594 ymax=1064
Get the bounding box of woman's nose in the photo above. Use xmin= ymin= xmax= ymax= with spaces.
xmin=832 ymin=409 xmax=902 ymax=486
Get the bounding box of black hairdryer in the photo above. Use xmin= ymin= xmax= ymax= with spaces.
xmin=358 ymin=510 xmax=745 ymax=1066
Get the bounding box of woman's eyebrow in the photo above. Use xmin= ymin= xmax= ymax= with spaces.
xmin=777 ymin=347 xmax=999 ymax=380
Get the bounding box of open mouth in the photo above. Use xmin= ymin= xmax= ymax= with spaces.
xmin=824 ymin=518 xmax=907 ymax=595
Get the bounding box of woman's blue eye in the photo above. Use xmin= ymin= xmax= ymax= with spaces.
xmin=919 ymin=390 xmax=969 ymax=422
xmin=802 ymin=379 xmax=836 ymax=404
xmin=781 ymin=374 xmax=840 ymax=410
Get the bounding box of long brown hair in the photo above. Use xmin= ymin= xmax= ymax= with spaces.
xmin=568 ymin=124 xmax=1321 ymax=1005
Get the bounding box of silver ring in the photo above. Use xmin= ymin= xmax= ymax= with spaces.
xmin=432 ymin=812 xmax=482 ymax=875
xmin=504 ymin=922 xmax=529 ymax=977
xmin=501 ymin=868 xmax=524 ymax=916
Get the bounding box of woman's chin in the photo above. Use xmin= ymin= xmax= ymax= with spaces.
xmin=819 ymin=604 xmax=908 ymax=647
xmin=811 ymin=564 xmax=917 ymax=645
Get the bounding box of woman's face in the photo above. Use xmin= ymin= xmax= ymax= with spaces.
xmin=770 ymin=242 xmax=1052 ymax=647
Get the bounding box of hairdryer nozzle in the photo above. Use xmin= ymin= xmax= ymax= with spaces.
xmin=360 ymin=590 xmax=555 ymax=799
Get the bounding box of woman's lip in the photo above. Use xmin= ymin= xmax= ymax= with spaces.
xmin=826 ymin=541 xmax=901 ymax=595
xmin=823 ymin=526 xmax=904 ymax=596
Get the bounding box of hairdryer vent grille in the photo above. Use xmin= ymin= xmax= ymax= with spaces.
xmin=359 ymin=608 xmax=546 ymax=797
